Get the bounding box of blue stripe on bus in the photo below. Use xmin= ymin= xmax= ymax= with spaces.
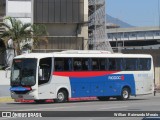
xmin=70 ymin=74 xmax=136 ymax=98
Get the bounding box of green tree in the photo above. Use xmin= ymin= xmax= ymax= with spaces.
xmin=1 ymin=16 xmax=31 ymax=55
xmin=1 ymin=16 xmax=48 ymax=54
xmin=31 ymin=24 xmax=48 ymax=49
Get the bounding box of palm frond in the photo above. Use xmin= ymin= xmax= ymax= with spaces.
xmin=1 ymin=31 xmax=10 ymax=38
xmin=2 ymin=17 xmax=48 ymax=54
xmin=2 ymin=23 xmax=12 ymax=31
xmin=21 ymin=23 xmax=31 ymax=31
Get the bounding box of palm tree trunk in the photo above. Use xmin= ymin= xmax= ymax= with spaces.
xmin=16 ymin=39 xmax=21 ymax=55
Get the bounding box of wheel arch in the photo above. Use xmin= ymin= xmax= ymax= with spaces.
xmin=56 ymin=87 xmax=69 ymax=99
xmin=122 ymin=85 xmax=131 ymax=94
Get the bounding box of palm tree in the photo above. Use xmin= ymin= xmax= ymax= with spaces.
xmin=1 ymin=16 xmax=31 ymax=55
xmin=31 ymin=24 xmax=48 ymax=49
xmin=1 ymin=16 xmax=49 ymax=54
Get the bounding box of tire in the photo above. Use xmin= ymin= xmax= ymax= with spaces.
xmin=54 ymin=90 xmax=68 ymax=103
xmin=97 ymin=96 xmax=110 ymax=101
xmin=34 ymin=100 xmax=46 ymax=104
xmin=117 ymin=87 xmax=130 ymax=100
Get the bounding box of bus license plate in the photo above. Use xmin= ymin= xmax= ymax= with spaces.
xmin=18 ymin=95 xmax=23 ymax=98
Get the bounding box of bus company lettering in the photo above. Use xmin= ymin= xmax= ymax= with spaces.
xmin=108 ymin=75 xmax=124 ymax=80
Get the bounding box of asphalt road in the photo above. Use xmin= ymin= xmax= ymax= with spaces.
xmin=0 ymin=93 xmax=160 ymax=120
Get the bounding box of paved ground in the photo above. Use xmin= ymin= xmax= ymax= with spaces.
xmin=0 ymin=93 xmax=160 ymax=120
xmin=0 ymin=85 xmax=10 ymax=97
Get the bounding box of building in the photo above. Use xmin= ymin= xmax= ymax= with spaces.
xmin=6 ymin=0 xmax=113 ymax=52
xmin=107 ymin=27 xmax=160 ymax=89
xmin=0 ymin=0 xmax=5 ymax=35
xmin=6 ymin=0 xmax=31 ymax=23
xmin=6 ymin=0 xmax=88 ymax=51
xmin=32 ymin=0 xmax=88 ymax=51
xmin=0 ymin=0 xmax=6 ymax=67
xmin=107 ymin=26 xmax=160 ymax=51
xmin=0 ymin=0 xmax=5 ymax=19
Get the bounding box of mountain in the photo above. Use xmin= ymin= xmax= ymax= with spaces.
xmin=106 ymin=14 xmax=134 ymax=28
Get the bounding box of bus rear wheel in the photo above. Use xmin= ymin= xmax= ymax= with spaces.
xmin=117 ymin=87 xmax=130 ymax=100
xmin=54 ymin=90 xmax=68 ymax=103
xmin=97 ymin=96 xmax=110 ymax=101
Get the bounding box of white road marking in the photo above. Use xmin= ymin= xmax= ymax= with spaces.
xmin=98 ymin=106 xmax=128 ymax=110
xmin=16 ymin=106 xmax=79 ymax=111
xmin=8 ymin=104 xmax=128 ymax=111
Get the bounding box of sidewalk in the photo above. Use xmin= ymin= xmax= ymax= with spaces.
xmin=0 ymin=97 xmax=14 ymax=103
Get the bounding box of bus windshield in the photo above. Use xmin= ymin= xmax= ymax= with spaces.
xmin=11 ymin=59 xmax=37 ymax=86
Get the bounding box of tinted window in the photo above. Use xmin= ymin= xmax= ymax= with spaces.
xmin=138 ymin=58 xmax=151 ymax=70
xmin=54 ymin=58 xmax=72 ymax=71
xmin=54 ymin=58 xmax=64 ymax=71
xmin=108 ymin=58 xmax=116 ymax=70
xmin=99 ymin=58 xmax=107 ymax=70
xmin=124 ymin=58 xmax=138 ymax=71
xmin=64 ymin=58 xmax=72 ymax=71
xmin=82 ymin=58 xmax=90 ymax=71
xmin=73 ymin=58 xmax=82 ymax=71
xmin=54 ymin=57 xmax=151 ymax=72
xmin=91 ymin=58 xmax=100 ymax=71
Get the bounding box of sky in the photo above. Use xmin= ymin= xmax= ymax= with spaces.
xmin=107 ymin=0 xmax=160 ymax=27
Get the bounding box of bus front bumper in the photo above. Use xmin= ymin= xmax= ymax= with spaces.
xmin=10 ymin=90 xmax=38 ymax=100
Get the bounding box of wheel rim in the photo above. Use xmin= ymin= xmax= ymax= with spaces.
xmin=57 ymin=92 xmax=64 ymax=102
xmin=123 ymin=90 xmax=128 ymax=99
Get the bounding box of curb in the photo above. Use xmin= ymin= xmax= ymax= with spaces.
xmin=15 ymin=97 xmax=97 ymax=103
xmin=0 ymin=97 xmax=97 ymax=103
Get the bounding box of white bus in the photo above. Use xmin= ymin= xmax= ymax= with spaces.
xmin=10 ymin=50 xmax=154 ymax=103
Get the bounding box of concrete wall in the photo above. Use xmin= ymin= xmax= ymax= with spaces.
xmin=36 ymin=37 xmax=84 ymax=50
xmin=0 ymin=70 xmax=10 ymax=97
xmin=33 ymin=0 xmax=84 ymax=23
xmin=0 ymin=70 xmax=10 ymax=85
xmin=0 ymin=0 xmax=5 ymax=17
xmin=7 ymin=0 xmax=31 ymax=23
xmin=32 ymin=0 xmax=88 ymax=50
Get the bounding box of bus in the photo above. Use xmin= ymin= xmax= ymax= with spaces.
xmin=10 ymin=50 xmax=154 ymax=103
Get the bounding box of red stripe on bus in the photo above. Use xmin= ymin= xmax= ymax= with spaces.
xmin=53 ymin=71 xmax=119 ymax=78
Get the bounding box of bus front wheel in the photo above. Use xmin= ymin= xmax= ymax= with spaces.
xmin=117 ymin=87 xmax=130 ymax=100
xmin=54 ymin=90 xmax=68 ymax=103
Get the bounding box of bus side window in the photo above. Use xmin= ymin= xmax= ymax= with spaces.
xmin=92 ymin=58 xmax=100 ymax=71
xmin=64 ymin=58 xmax=72 ymax=71
xmin=125 ymin=58 xmax=138 ymax=71
xmin=73 ymin=58 xmax=82 ymax=71
xmin=139 ymin=58 xmax=151 ymax=71
xmin=82 ymin=58 xmax=90 ymax=71
xmin=146 ymin=59 xmax=151 ymax=70
xmin=99 ymin=58 xmax=106 ymax=70
xmin=125 ymin=58 xmax=131 ymax=70
xmin=108 ymin=58 xmax=116 ymax=70
xmin=116 ymin=58 xmax=124 ymax=71
xmin=54 ymin=58 xmax=64 ymax=71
